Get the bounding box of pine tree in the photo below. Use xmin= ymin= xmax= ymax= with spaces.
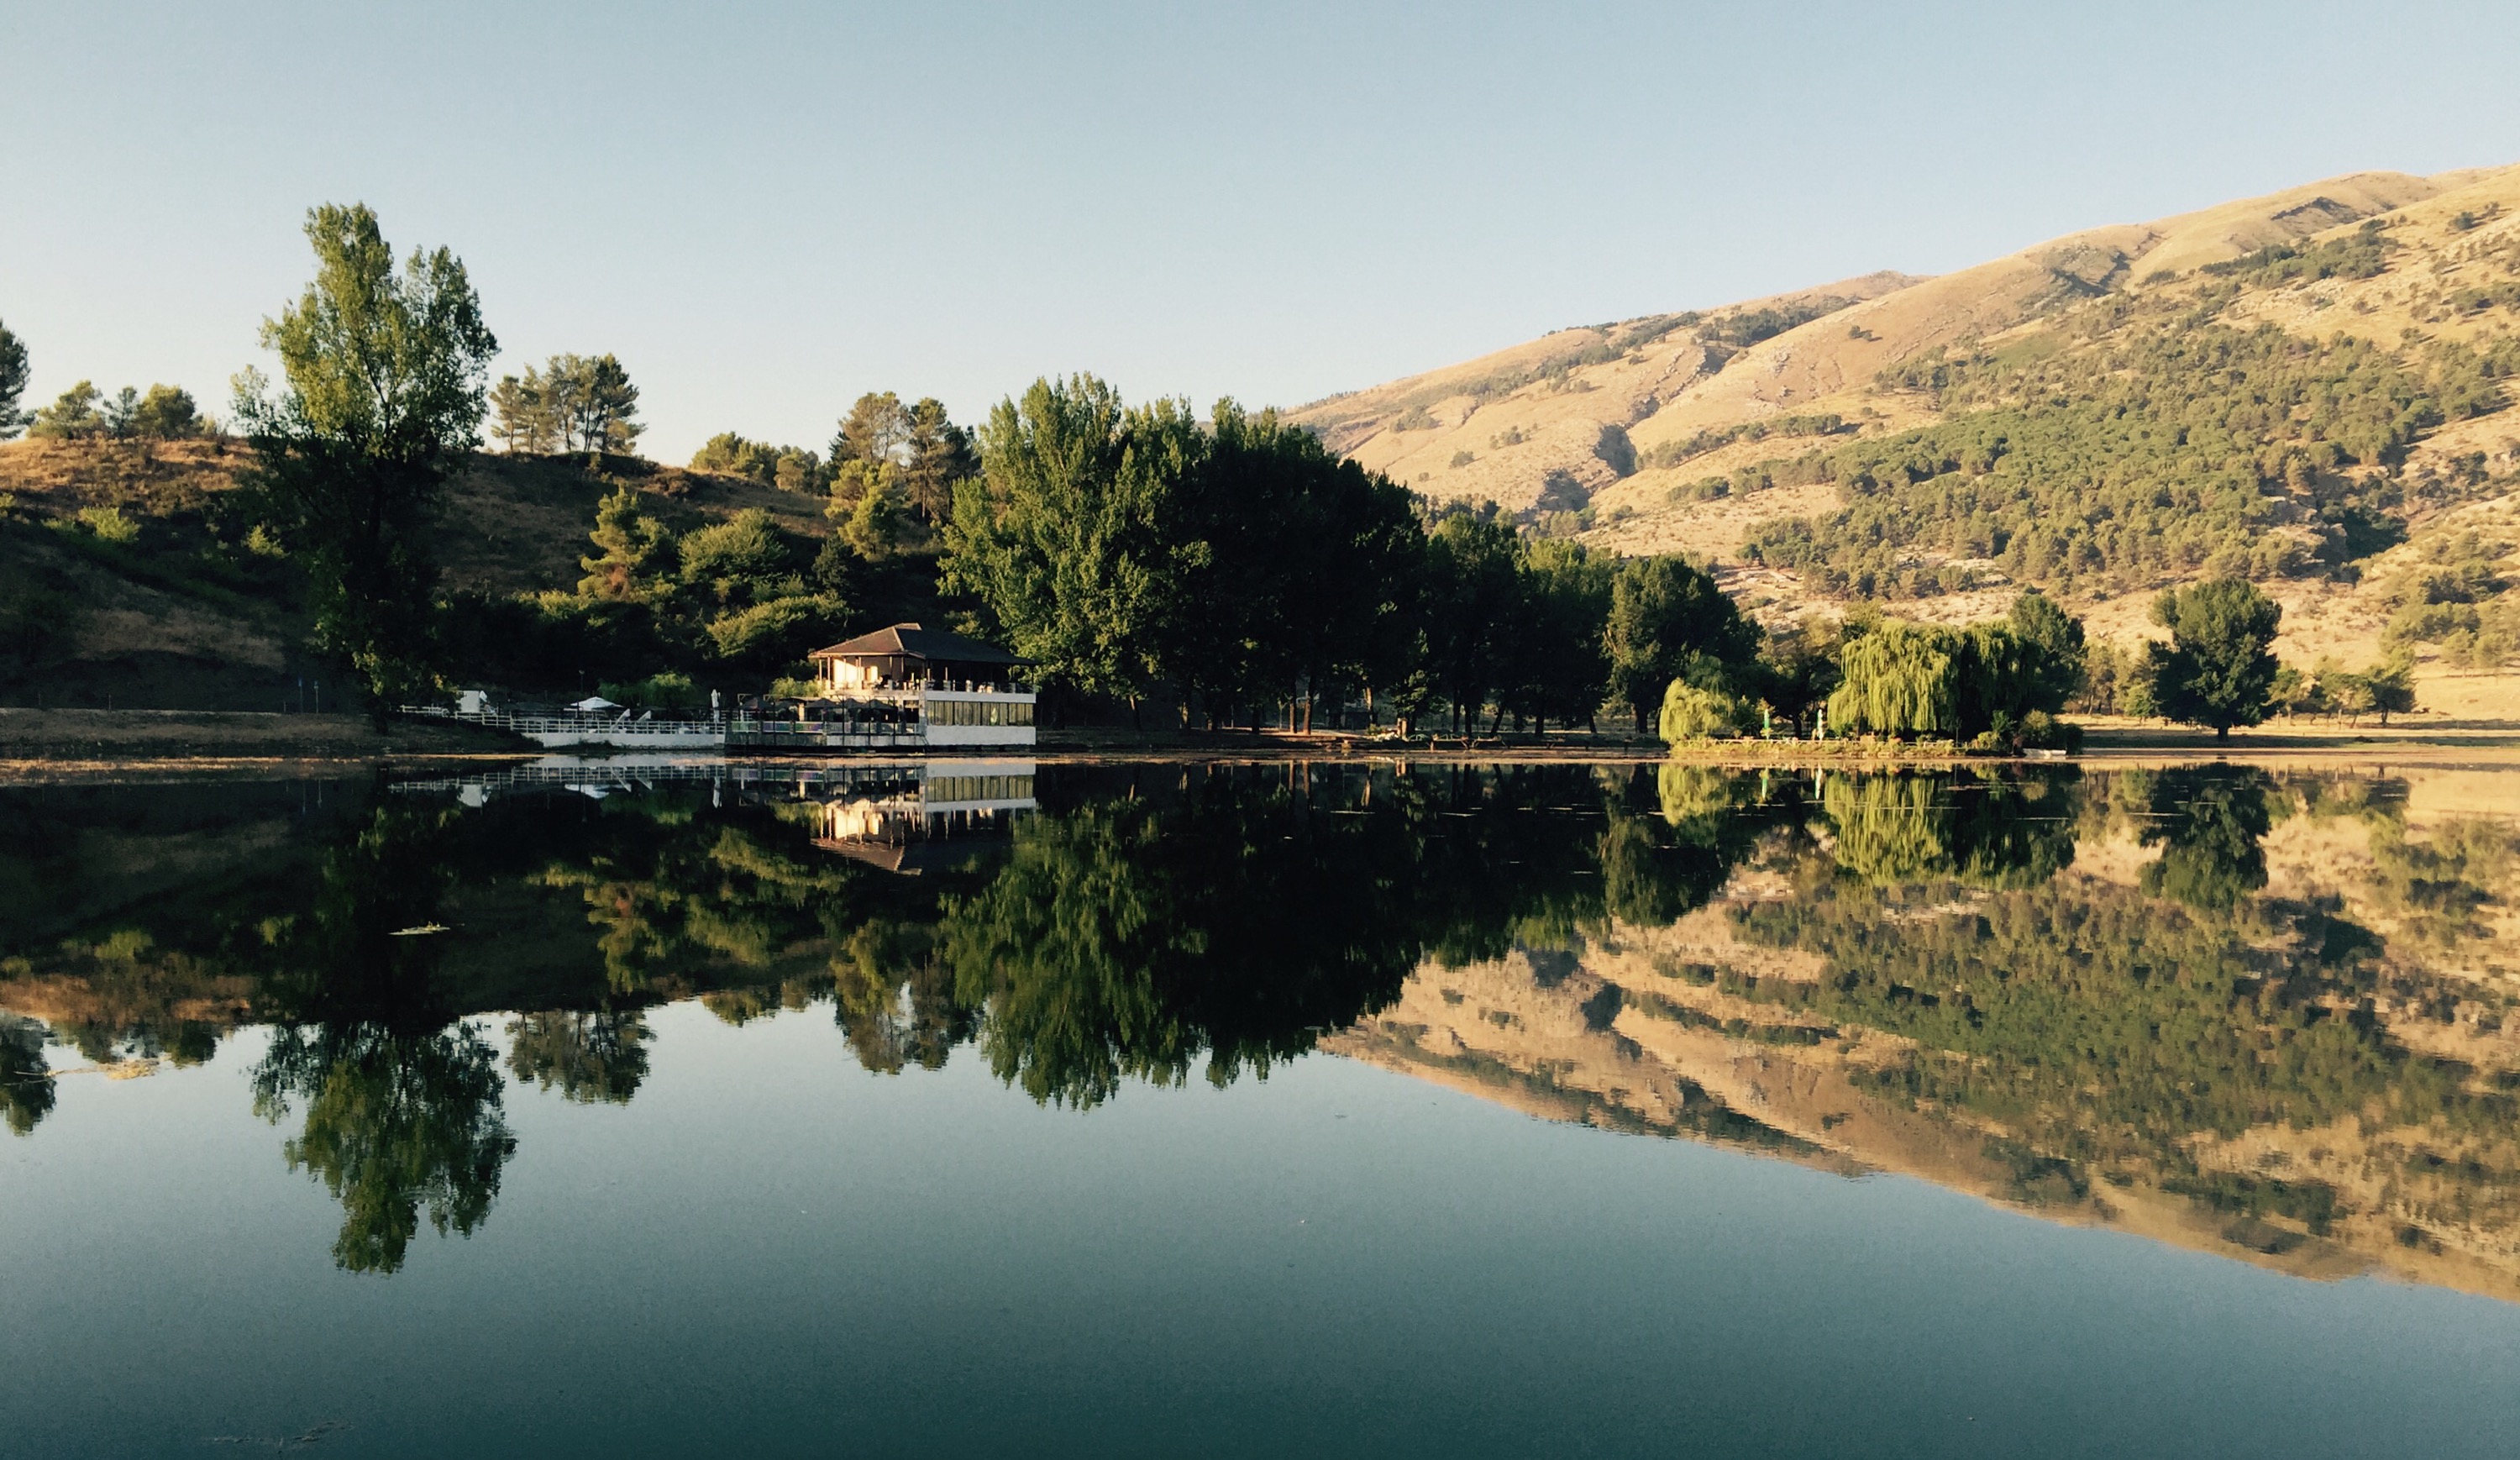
xmin=0 ymin=318 xmax=28 ymax=439
xmin=831 ymin=391 xmax=910 ymax=470
xmin=900 ymin=397 xmax=977 ymax=522
xmin=27 ymin=381 xmax=105 ymax=439
xmin=487 ymin=374 xmax=543 ymax=452
xmin=575 ymin=486 xmax=675 ymax=601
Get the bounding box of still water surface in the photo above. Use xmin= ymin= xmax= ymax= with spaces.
xmin=7 ymin=759 xmax=2520 ymax=1457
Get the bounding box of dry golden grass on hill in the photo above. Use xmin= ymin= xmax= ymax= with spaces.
xmin=1291 ymin=160 xmax=2520 ymax=716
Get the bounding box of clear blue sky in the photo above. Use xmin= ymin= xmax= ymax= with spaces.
xmin=5 ymin=1 xmax=2517 ymax=462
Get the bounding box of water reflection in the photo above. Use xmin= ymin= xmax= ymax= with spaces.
xmin=6 ymin=759 xmax=2520 ymax=1297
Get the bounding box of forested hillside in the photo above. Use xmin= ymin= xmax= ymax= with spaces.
xmin=1292 ymin=163 xmax=2520 ymax=689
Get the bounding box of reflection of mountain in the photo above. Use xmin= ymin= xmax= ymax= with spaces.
xmin=7 ymin=762 xmax=2520 ymax=1297
xmin=1330 ymin=780 xmax=2520 ymax=1301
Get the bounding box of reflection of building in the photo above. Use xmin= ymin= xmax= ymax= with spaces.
xmin=811 ymin=759 xmax=1037 ymax=874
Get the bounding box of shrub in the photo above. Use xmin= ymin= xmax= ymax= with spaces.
xmin=75 ymin=506 xmax=139 ymax=543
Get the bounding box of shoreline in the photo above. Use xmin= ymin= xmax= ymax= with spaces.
xmin=9 ymin=706 xmax=2520 ymax=783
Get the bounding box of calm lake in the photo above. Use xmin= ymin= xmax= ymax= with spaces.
xmin=8 ymin=757 xmax=2520 ymax=1457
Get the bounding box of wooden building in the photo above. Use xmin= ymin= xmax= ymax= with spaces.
xmin=808 ymin=622 xmax=1023 ymax=694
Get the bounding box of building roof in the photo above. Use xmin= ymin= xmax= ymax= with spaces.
xmin=807 ymin=622 xmax=1021 ymax=664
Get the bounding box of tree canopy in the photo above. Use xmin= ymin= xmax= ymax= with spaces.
xmin=0 ymin=319 xmax=29 ymax=439
xmin=233 ymin=202 xmax=497 ymax=713
xmin=487 ymin=353 xmax=641 ymax=454
xmin=1605 ymin=555 xmax=1758 ymax=733
xmin=2146 ymin=579 xmax=2281 ymax=739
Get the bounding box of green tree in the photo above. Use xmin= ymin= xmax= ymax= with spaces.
xmin=832 ymin=391 xmax=911 ymax=471
xmin=27 ymin=381 xmax=104 ymax=439
xmin=129 ymin=384 xmax=201 ymax=438
xmin=1604 ymin=555 xmax=1758 ymax=733
xmin=941 ymin=375 xmax=1185 ymax=701
xmin=832 ymin=460 xmax=911 ymax=558
xmin=1660 ymin=676 xmax=1755 ymax=740
xmin=0 ymin=318 xmax=28 ymax=439
xmin=559 ymin=353 xmax=641 ymax=454
xmin=574 ymin=485 xmax=676 ymax=601
xmin=2366 ymin=654 xmax=2418 ymax=726
xmin=772 ymin=447 xmax=829 ymax=494
xmin=233 ymin=202 xmax=498 ymax=717
xmin=2006 ymin=589 xmax=2086 ymax=711
xmin=487 ymin=373 xmax=548 ymax=452
xmin=1828 ymin=620 xmax=1959 ymax=738
xmin=900 ymin=397 xmax=978 ymax=523
xmin=1502 ymin=537 xmax=1614 ymax=730
xmin=1420 ymin=510 xmax=1522 ymax=733
xmin=2146 ymin=579 xmax=2281 ymax=740
xmin=1166 ymin=401 xmax=1421 ymax=729
xmin=99 ymin=385 xmax=141 ymax=437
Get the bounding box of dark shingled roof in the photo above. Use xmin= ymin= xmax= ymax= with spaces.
xmin=807 ymin=622 xmax=1021 ymax=664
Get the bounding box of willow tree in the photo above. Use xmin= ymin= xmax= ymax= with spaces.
xmin=234 ymin=203 xmax=497 ymax=716
xmin=1828 ymin=620 xmax=1960 ymax=737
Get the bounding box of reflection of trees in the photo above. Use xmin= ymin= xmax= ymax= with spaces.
xmin=936 ymin=767 xmax=1648 ymax=1108
xmin=2364 ymin=817 xmax=2520 ymax=950
xmin=2137 ymin=766 xmax=2273 ymax=910
xmin=506 ymin=1011 xmax=650 ymax=1104
xmin=1 ymin=1015 xmax=53 ymax=1135
xmin=247 ymin=795 xmax=517 ymax=1274
xmin=942 ymin=790 xmax=1423 ymax=1107
xmin=252 ymin=1021 xmax=516 ymax=1274
xmin=1598 ymin=766 xmax=1776 ymax=927
xmin=830 ymin=922 xmax=974 ymax=1075
xmin=1823 ymin=769 xmax=2077 ymax=889
xmin=538 ymin=822 xmax=869 ymax=993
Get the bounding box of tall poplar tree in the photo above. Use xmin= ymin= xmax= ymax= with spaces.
xmin=234 ymin=203 xmax=496 ymax=717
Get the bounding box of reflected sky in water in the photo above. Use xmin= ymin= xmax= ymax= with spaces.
xmin=8 ymin=759 xmax=2520 ymax=1457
